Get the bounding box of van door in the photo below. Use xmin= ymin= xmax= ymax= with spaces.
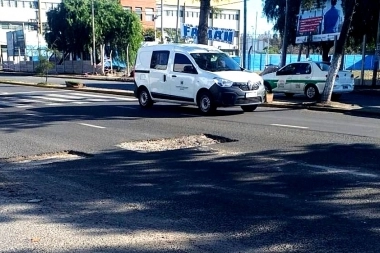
xmin=149 ymin=50 xmax=170 ymax=99
xmin=168 ymin=53 xmax=197 ymax=102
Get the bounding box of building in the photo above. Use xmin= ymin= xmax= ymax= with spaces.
xmin=120 ymin=0 xmax=156 ymax=29
xmin=155 ymin=0 xmax=242 ymax=51
xmin=0 ymin=0 xmax=61 ymax=62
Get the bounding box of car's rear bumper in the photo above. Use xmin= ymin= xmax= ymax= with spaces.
xmin=333 ymin=84 xmax=354 ymax=94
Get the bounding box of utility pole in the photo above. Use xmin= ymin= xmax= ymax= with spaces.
xmin=242 ymin=0 xmax=247 ymax=68
xmin=38 ymin=0 xmax=42 ymax=34
xmin=160 ymin=0 xmax=164 ymax=43
xmin=372 ymin=6 xmax=380 ymax=86
xmin=92 ymin=0 xmax=96 ymax=75
xmin=175 ymin=0 xmax=180 ymax=43
xmin=280 ymin=0 xmax=289 ymax=67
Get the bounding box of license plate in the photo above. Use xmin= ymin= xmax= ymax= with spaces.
xmin=246 ymin=91 xmax=257 ymax=98
xmin=343 ymin=85 xmax=348 ymax=89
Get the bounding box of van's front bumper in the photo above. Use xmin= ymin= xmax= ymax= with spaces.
xmin=209 ymin=84 xmax=265 ymax=107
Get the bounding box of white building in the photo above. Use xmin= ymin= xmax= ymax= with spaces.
xmin=155 ymin=0 xmax=242 ymax=52
xmin=0 ymin=0 xmax=61 ymax=60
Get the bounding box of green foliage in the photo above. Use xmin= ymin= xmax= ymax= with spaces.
xmin=45 ymin=0 xmax=143 ymax=66
xmin=144 ymin=28 xmax=156 ymax=38
xmin=35 ymin=55 xmax=54 ymax=84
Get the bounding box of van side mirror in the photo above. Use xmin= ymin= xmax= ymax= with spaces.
xmin=183 ymin=65 xmax=197 ymax=74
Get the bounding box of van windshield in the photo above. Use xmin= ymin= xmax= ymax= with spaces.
xmin=190 ymin=53 xmax=241 ymax=72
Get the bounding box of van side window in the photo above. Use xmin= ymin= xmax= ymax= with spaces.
xmin=150 ymin=51 xmax=170 ymax=70
xmin=173 ymin=53 xmax=194 ymax=73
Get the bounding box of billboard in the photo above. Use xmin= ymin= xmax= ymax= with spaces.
xmin=296 ymin=0 xmax=343 ymax=44
xmin=181 ymin=24 xmax=235 ymax=44
xmin=6 ymin=30 xmax=26 ymax=57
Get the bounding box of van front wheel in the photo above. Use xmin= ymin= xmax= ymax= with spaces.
xmin=138 ymin=88 xmax=153 ymax=108
xmin=198 ymin=91 xmax=216 ymax=114
xmin=241 ymin=105 xmax=258 ymax=112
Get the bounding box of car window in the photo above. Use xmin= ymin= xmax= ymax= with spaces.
xmin=173 ymin=53 xmax=195 ymax=73
xmin=277 ymin=63 xmax=298 ymax=75
xmin=150 ymin=50 xmax=170 ymax=70
xmin=297 ymin=63 xmax=312 ymax=75
xmin=190 ymin=52 xmax=241 ymax=72
xmin=316 ymin=62 xmax=330 ymax=71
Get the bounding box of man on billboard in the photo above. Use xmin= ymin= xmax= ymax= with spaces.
xmin=323 ymin=0 xmax=341 ymax=34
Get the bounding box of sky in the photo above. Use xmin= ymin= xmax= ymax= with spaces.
xmin=248 ymin=0 xmax=274 ymax=35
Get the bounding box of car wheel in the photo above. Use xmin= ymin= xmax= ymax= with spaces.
xmin=198 ymin=91 xmax=216 ymax=115
xmin=241 ymin=105 xmax=258 ymax=112
xmin=138 ymin=88 xmax=153 ymax=108
xmin=285 ymin=93 xmax=294 ymax=98
xmin=304 ymin=84 xmax=319 ymax=100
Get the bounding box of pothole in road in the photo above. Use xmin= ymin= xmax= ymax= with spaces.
xmin=0 ymin=150 xmax=91 ymax=164
xmin=117 ymin=134 xmax=237 ymax=152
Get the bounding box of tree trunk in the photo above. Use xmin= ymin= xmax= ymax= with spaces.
xmin=280 ymin=0 xmax=289 ymax=67
xmin=320 ymin=0 xmax=357 ymax=104
xmin=197 ymin=0 xmax=211 ymax=45
xmin=321 ymin=41 xmax=334 ymax=62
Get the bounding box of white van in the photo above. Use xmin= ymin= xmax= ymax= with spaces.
xmin=133 ymin=44 xmax=265 ymax=114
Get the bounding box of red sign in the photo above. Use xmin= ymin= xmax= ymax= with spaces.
xmin=299 ymin=17 xmax=323 ymax=33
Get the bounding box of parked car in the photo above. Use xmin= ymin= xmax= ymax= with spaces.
xmin=133 ymin=44 xmax=266 ymax=114
xmin=261 ymin=61 xmax=354 ymax=100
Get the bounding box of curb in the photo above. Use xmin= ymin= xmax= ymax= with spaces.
xmin=2 ymin=79 xmax=380 ymax=117
xmin=261 ymin=101 xmax=380 ymax=117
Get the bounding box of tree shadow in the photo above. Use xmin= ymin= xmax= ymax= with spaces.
xmin=1 ymin=142 xmax=380 ymax=252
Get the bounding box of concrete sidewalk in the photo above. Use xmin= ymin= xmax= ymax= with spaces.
xmin=1 ymin=72 xmax=380 ymax=117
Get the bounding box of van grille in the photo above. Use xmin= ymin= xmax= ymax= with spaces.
xmin=233 ymin=82 xmax=260 ymax=91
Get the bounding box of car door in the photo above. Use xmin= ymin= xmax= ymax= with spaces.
xmin=149 ymin=50 xmax=170 ymax=99
xmin=292 ymin=63 xmax=312 ymax=92
xmin=275 ymin=63 xmax=297 ymax=92
xmin=168 ymin=53 xmax=196 ymax=102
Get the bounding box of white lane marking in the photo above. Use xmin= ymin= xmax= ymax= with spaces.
xmin=47 ymin=103 xmax=63 ymax=106
xmin=16 ymin=105 xmax=33 ymax=108
xmin=78 ymin=123 xmax=106 ymax=129
xmin=24 ymin=113 xmax=42 ymax=117
xmin=271 ymin=124 xmax=309 ymax=129
xmin=71 ymin=92 xmax=136 ymax=101
xmin=304 ymin=164 xmax=378 ymax=178
xmin=34 ymin=95 xmax=75 ymax=102
xmin=0 ymin=91 xmax=62 ymax=95
xmin=46 ymin=93 xmax=87 ymax=99
xmin=72 ymin=101 xmax=91 ymax=104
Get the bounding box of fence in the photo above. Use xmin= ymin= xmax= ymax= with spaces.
xmin=1 ymin=60 xmax=94 ymax=74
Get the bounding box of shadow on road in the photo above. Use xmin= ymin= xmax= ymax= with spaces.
xmin=0 ymin=141 xmax=380 ymax=252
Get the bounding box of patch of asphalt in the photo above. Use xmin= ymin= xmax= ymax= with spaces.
xmin=2 ymin=78 xmax=380 ymax=117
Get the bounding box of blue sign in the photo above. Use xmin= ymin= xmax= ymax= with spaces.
xmin=181 ymin=24 xmax=234 ymax=44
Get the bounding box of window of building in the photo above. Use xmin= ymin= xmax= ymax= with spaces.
xmin=145 ymin=8 xmax=154 ymax=21
xmin=235 ymin=14 xmax=239 ymax=20
xmin=196 ymin=12 xmax=199 ymax=18
xmin=150 ymin=51 xmax=170 ymax=70
xmin=179 ymin=10 xmax=183 ymax=17
xmin=135 ymin=7 xmax=142 ymax=20
xmin=123 ymin=6 xmax=131 ymax=12
xmin=186 ymin=11 xmax=189 ymax=17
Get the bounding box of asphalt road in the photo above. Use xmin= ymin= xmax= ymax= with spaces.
xmin=1 ymin=83 xmax=380 ymax=252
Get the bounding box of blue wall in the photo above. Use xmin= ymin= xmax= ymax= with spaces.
xmin=234 ymin=54 xmax=377 ymax=71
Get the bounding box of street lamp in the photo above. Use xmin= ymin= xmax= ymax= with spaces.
xmin=92 ymin=0 xmax=96 ymax=74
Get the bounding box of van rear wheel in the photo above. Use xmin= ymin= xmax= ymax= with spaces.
xmin=198 ymin=91 xmax=216 ymax=115
xmin=138 ymin=88 xmax=153 ymax=108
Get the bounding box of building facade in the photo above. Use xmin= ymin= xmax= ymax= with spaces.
xmin=120 ymin=0 xmax=156 ymax=29
xmin=154 ymin=0 xmax=242 ymax=50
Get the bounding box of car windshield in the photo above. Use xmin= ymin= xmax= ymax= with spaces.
xmin=190 ymin=53 xmax=241 ymax=72
xmin=315 ymin=62 xmax=330 ymax=71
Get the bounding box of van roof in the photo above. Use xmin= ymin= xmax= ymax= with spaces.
xmin=139 ymin=43 xmax=222 ymax=53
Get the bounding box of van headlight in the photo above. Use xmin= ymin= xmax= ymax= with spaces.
xmin=213 ymin=78 xmax=233 ymax=87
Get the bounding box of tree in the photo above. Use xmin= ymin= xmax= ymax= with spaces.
xmin=197 ymin=0 xmax=211 ymax=44
xmin=320 ymin=0 xmax=357 ymax=103
xmin=45 ymin=0 xmax=143 ymax=69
